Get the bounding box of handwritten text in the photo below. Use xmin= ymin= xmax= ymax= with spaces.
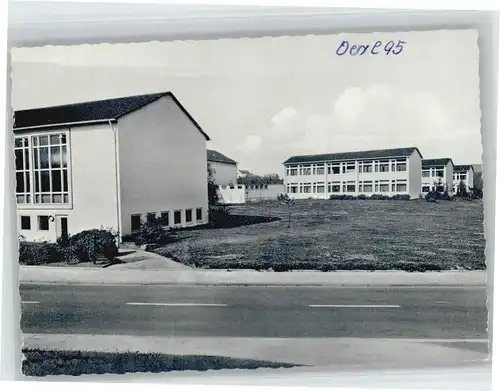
xmin=336 ymin=40 xmax=406 ymax=56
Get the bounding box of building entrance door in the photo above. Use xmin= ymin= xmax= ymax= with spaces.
xmin=55 ymin=215 xmax=69 ymax=238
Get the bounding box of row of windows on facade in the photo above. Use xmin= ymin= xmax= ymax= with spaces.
xmin=15 ymin=134 xmax=69 ymax=205
xmin=286 ymin=160 xmax=408 ymax=176
xmin=130 ymin=208 xmax=204 ymax=231
xmin=286 ymin=180 xmax=409 ymax=194
xmin=453 ymin=172 xmax=468 ymax=180
xmin=19 ymin=215 xmax=57 ymax=231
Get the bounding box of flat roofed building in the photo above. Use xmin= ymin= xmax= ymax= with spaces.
xmin=283 ymin=147 xmax=423 ymax=200
xmin=421 ymin=158 xmax=454 ymax=195
xmin=453 ymin=164 xmax=475 ymax=193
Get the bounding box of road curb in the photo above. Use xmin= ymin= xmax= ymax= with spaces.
xmin=19 ymin=268 xmax=487 ymax=287
xmin=20 ymin=280 xmax=487 ymax=287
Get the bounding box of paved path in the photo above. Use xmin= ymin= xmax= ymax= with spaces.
xmin=20 ymin=284 xmax=487 ymax=339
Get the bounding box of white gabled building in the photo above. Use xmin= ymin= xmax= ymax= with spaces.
xmin=14 ymin=92 xmax=210 ymax=242
xmin=453 ymin=164 xmax=475 ymax=193
xmin=207 ymin=149 xmax=238 ymax=186
xmin=421 ymin=158 xmax=454 ymax=195
xmin=283 ymin=147 xmax=423 ymax=200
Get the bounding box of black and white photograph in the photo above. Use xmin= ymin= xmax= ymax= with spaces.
xmin=11 ymin=29 xmax=487 ymax=378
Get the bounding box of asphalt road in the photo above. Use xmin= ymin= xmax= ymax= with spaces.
xmin=20 ymin=284 xmax=487 ymax=339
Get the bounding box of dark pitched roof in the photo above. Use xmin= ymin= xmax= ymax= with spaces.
xmin=454 ymin=164 xmax=475 ymax=172
xmin=283 ymin=147 xmax=422 ymax=165
xmin=422 ymin=158 xmax=454 ymax=168
xmin=207 ymin=149 xmax=237 ymax=165
xmin=13 ymin=91 xmax=210 ymax=140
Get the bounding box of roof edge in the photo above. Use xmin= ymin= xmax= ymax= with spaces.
xmin=13 ymin=118 xmax=117 ymax=133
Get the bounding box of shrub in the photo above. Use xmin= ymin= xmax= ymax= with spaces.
xmin=369 ymin=194 xmax=390 ymax=200
xmin=329 ymin=194 xmax=410 ymax=201
xmin=208 ymin=205 xmax=234 ymax=228
xmin=69 ymin=229 xmax=118 ymax=264
xmin=391 ymin=194 xmax=411 ymax=200
xmin=19 ymin=241 xmax=62 ymax=265
xmin=135 ymin=217 xmax=172 ymax=246
xmin=425 ymin=190 xmax=452 ymax=202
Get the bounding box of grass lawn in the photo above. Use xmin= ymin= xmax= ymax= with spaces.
xmin=155 ymin=199 xmax=486 ymax=272
xmin=22 ymin=349 xmax=297 ymax=376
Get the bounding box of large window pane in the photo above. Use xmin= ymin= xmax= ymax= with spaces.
xmin=24 ymin=149 xmax=30 ymax=169
xmin=40 ymin=171 xmax=50 ymax=192
xmin=15 ymin=150 xmax=23 ymax=170
xmin=39 ymin=147 xmax=49 ymax=169
xmin=33 ymin=150 xmax=39 ymax=169
xmin=61 ymin=146 xmax=68 ymax=167
xmin=51 ymin=146 xmax=62 ymax=168
xmin=52 ymin=170 xmax=62 ymax=192
xmin=16 ymin=172 xmax=24 ymax=193
xmin=62 ymin=170 xmax=68 ymax=191
xmin=38 ymin=136 xmax=49 ymax=146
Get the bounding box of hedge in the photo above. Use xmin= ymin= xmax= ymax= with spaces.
xmin=22 ymin=349 xmax=298 ymax=376
xmin=19 ymin=241 xmax=62 ymax=266
xmin=329 ymin=194 xmax=411 ymax=201
xmin=19 ymin=228 xmax=118 ymax=265
xmin=156 ymin=249 xmax=473 ymax=272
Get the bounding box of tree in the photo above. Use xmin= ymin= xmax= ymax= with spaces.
xmin=456 ymin=180 xmax=469 ymax=198
xmin=207 ymin=166 xmax=219 ymax=206
xmin=472 ymin=171 xmax=483 ymax=199
xmin=277 ymin=193 xmax=294 ymax=228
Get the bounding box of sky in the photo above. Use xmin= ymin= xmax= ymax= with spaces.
xmin=11 ymin=29 xmax=482 ymax=176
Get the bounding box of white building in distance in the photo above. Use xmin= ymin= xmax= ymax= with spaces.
xmin=14 ymin=92 xmax=210 ymax=242
xmin=453 ymin=164 xmax=475 ymax=193
xmin=206 ymin=149 xmax=238 ymax=186
xmin=283 ymin=147 xmax=423 ymax=200
xmin=421 ymin=158 xmax=454 ymax=195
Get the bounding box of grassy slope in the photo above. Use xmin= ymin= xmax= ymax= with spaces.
xmin=155 ymin=199 xmax=486 ymax=271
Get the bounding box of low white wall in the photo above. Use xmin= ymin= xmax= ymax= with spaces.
xmin=246 ymin=184 xmax=285 ymax=202
xmin=217 ymin=185 xmax=246 ymax=204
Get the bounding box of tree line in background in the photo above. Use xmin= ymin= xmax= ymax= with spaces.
xmin=237 ymin=173 xmax=284 ymax=186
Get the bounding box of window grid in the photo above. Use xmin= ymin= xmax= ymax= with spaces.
xmin=33 ymin=134 xmax=69 ymax=204
xmin=15 ymin=137 xmax=31 ymax=204
xmin=15 ymin=133 xmax=70 ymax=206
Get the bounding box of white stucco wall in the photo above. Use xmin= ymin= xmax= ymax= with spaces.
xmin=408 ymin=150 xmax=422 ymax=199
xmin=17 ymin=123 xmax=119 ymax=242
xmin=217 ymin=185 xmax=246 ymax=204
xmin=117 ymin=95 xmax=209 ymax=235
xmin=246 ymin=184 xmax=285 ymax=201
xmin=208 ymin=161 xmax=237 ymax=186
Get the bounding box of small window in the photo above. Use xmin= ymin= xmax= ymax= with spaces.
xmin=38 ymin=216 xmax=50 ymax=231
xmin=185 ymin=209 xmax=193 ymax=223
xmin=21 ymin=216 xmax=31 ymax=230
xmin=146 ymin=213 xmax=156 ymax=223
xmin=131 ymin=214 xmax=141 ymax=232
xmin=196 ymin=208 xmax=203 ymax=221
xmin=160 ymin=211 xmax=169 ymax=226
xmin=174 ymin=210 xmax=182 ymax=225
xmin=422 ymin=186 xmax=430 ymax=192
